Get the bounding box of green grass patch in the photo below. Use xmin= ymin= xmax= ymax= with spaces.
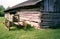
xmin=0 ymin=17 xmax=60 ymax=39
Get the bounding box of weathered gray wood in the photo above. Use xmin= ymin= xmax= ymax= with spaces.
xmin=16 ymin=11 xmax=41 ymax=29
xmin=41 ymin=12 xmax=60 ymax=28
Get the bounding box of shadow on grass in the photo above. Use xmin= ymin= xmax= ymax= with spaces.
xmin=10 ymin=24 xmax=35 ymax=31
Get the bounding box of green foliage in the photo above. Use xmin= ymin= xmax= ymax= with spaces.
xmin=0 ymin=5 xmax=5 ymax=16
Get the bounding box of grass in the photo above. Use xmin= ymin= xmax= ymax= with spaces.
xmin=0 ymin=17 xmax=60 ymax=39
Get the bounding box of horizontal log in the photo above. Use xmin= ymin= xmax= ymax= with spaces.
xmin=41 ymin=19 xmax=52 ymax=21
xmin=42 ymin=13 xmax=60 ymax=16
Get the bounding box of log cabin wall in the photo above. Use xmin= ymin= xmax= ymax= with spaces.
xmin=4 ymin=0 xmax=43 ymax=29
xmin=5 ymin=13 xmax=10 ymax=21
xmin=5 ymin=12 xmax=14 ymax=22
xmin=15 ymin=8 xmax=41 ymax=29
xmin=9 ymin=14 xmax=14 ymax=22
xmin=41 ymin=0 xmax=60 ymax=28
xmin=4 ymin=13 xmax=8 ymax=23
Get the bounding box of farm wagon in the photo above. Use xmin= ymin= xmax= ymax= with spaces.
xmin=4 ymin=0 xmax=60 ymax=30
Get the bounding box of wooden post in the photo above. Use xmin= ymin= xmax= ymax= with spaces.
xmin=23 ymin=20 xmax=27 ymax=29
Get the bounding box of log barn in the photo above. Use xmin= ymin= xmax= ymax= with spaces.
xmin=4 ymin=0 xmax=43 ymax=30
xmin=4 ymin=0 xmax=60 ymax=30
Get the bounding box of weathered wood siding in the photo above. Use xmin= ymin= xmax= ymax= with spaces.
xmin=5 ymin=13 xmax=14 ymax=22
xmin=41 ymin=12 xmax=60 ymax=28
xmin=41 ymin=0 xmax=60 ymax=28
xmin=5 ymin=13 xmax=10 ymax=20
xmin=17 ymin=11 xmax=41 ymax=28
